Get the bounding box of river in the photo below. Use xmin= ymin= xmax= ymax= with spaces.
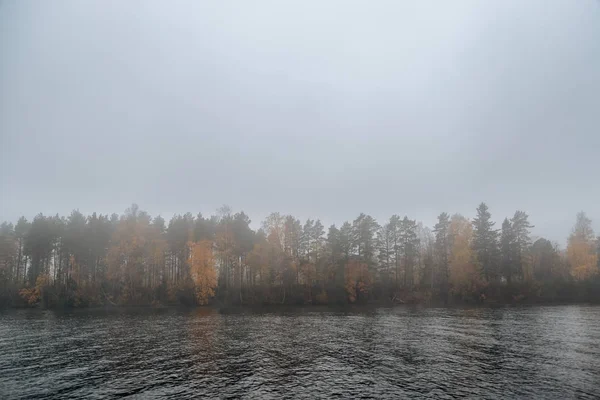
xmin=1 ymin=305 xmax=599 ymax=399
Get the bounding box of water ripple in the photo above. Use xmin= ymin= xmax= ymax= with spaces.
xmin=1 ymin=306 xmax=600 ymax=399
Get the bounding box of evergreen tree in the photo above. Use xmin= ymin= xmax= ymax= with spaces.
xmin=377 ymin=224 xmax=393 ymax=282
xmin=310 ymin=220 xmax=325 ymax=264
xmin=283 ymin=215 xmax=302 ymax=261
xmin=433 ymin=212 xmax=451 ymax=289
xmin=388 ymin=215 xmax=401 ymax=289
xmin=399 ymin=216 xmax=419 ymax=288
xmin=14 ymin=217 xmax=30 ymax=284
xmin=500 ymin=218 xmax=514 ymax=283
xmin=531 ymin=238 xmax=558 ymax=282
xmin=0 ymin=223 xmax=15 ymax=287
xmin=301 ymin=219 xmax=314 ymax=262
xmin=472 ymin=203 xmax=499 ymax=282
xmin=351 ymin=213 xmax=379 ymax=268
xmin=339 ymin=222 xmax=353 ymax=261
xmin=510 ymin=211 xmax=533 ymax=281
xmin=416 ymin=224 xmax=435 ymax=289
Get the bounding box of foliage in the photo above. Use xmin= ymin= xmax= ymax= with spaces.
xmin=1 ymin=204 xmax=600 ymax=308
xmin=344 ymin=260 xmax=372 ymax=303
xmin=567 ymin=212 xmax=598 ymax=281
xmin=188 ymin=240 xmax=217 ymax=305
xmin=472 ymin=203 xmax=500 ymax=282
xmin=448 ymin=215 xmax=485 ymax=300
xmin=19 ymin=274 xmax=50 ymax=306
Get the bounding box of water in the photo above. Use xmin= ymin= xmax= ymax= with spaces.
xmin=1 ymin=305 xmax=599 ymax=399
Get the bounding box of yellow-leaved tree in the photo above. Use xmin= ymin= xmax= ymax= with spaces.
xmin=106 ymin=211 xmax=148 ymax=303
xmin=344 ymin=260 xmax=371 ymax=303
xmin=567 ymin=212 xmax=598 ymax=281
xmin=449 ymin=214 xmax=485 ymax=299
xmin=19 ymin=274 xmax=50 ymax=306
xmin=188 ymin=240 xmax=217 ymax=305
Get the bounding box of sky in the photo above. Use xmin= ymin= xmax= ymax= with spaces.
xmin=1 ymin=0 xmax=600 ymax=245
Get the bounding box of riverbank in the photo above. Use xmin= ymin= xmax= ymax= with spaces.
xmin=3 ymin=279 xmax=600 ymax=310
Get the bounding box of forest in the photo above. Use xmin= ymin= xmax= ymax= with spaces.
xmin=0 ymin=203 xmax=599 ymax=308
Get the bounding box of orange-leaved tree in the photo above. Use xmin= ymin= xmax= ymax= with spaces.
xmin=567 ymin=212 xmax=598 ymax=281
xmin=449 ymin=214 xmax=484 ymax=298
xmin=344 ymin=260 xmax=371 ymax=303
xmin=188 ymin=240 xmax=217 ymax=305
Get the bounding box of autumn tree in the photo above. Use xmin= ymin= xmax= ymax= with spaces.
xmin=188 ymin=240 xmax=217 ymax=305
xmin=344 ymin=260 xmax=371 ymax=303
xmin=262 ymin=212 xmax=285 ymax=249
xmin=106 ymin=205 xmax=164 ymax=304
xmin=567 ymin=212 xmax=598 ymax=281
xmin=448 ymin=214 xmax=484 ymax=299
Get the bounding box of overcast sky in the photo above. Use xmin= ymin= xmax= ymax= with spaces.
xmin=1 ymin=0 xmax=599 ymax=244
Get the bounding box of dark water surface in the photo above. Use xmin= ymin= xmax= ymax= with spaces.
xmin=1 ymin=305 xmax=599 ymax=399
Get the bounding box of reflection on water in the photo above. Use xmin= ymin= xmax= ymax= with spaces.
xmin=1 ymin=306 xmax=599 ymax=399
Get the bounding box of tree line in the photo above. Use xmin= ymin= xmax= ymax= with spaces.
xmin=0 ymin=203 xmax=598 ymax=308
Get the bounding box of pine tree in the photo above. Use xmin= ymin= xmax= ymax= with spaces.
xmin=531 ymin=238 xmax=558 ymax=282
xmin=310 ymin=220 xmax=325 ymax=264
xmin=377 ymin=224 xmax=393 ymax=282
xmin=388 ymin=215 xmax=401 ymax=289
xmin=510 ymin=211 xmax=533 ymax=281
xmin=472 ymin=203 xmax=499 ymax=282
xmin=14 ymin=217 xmax=30 ymax=285
xmin=0 ymin=222 xmax=16 ymax=286
xmin=351 ymin=214 xmax=379 ymax=269
xmin=433 ymin=212 xmax=450 ymax=289
xmin=500 ymin=218 xmax=514 ymax=283
xmin=301 ymin=219 xmax=314 ymax=262
xmin=339 ymin=222 xmax=353 ymax=261
xmin=399 ymin=216 xmax=419 ymax=289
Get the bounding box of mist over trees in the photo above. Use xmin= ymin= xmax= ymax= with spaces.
xmin=0 ymin=203 xmax=599 ymax=308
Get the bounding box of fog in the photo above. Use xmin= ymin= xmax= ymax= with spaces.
xmin=1 ymin=0 xmax=600 ymax=243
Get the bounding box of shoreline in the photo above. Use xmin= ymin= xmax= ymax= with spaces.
xmin=3 ymin=297 xmax=599 ymax=312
